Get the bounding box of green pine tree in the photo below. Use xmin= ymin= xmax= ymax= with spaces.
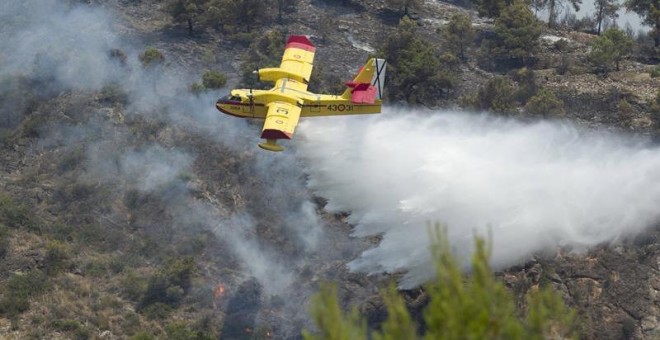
xmin=304 ymin=225 xmax=578 ymax=339
xmin=379 ymin=17 xmax=455 ymax=105
xmin=166 ymin=0 xmax=207 ymax=36
xmin=625 ymin=0 xmax=660 ymax=47
xmin=594 ymin=0 xmax=621 ymax=35
xmin=589 ymin=28 xmax=635 ymax=72
xmin=442 ymin=13 xmax=475 ymax=60
xmin=492 ymin=1 xmax=542 ymax=63
xmin=524 ymin=88 xmax=566 ymax=117
xmin=472 ymin=0 xmax=510 ymax=18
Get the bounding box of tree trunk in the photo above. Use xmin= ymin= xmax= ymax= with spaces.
xmin=548 ymin=0 xmax=557 ymax=28
xmin=596 ymin=4 xmax=603 ymax=35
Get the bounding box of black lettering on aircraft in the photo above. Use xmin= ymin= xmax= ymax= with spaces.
xmin=327 ymin=104 xmax=354 ymax=112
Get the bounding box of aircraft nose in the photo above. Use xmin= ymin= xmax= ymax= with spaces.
xmin=217 ymin=94 xmax=230 ymax=104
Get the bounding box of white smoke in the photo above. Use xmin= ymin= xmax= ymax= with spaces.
xmin=0 ymin=0 xmax=323 ymax=304
xmin=0 ymin=0 xmax=122 ymax=91
xmin=296 ymin=109 xmax=660 ymax=288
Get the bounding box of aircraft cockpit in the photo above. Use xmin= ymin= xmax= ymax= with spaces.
xmin=218 ymin=94 xmax=243 ymax=103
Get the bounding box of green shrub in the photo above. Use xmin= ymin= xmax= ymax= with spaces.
xmin=239 ymin=30 xmax=285 ymax=87
xmin=442 ymin=13 xmax=475 ymax=60
xmin=22 ymin=115 xmax=46 ymax=139
xmin=142 ymin=302 xmax=173 ymax=320
xmin=166 ymin=321 xmax=195 ymax=339
xmin=472 ymin=76 xmax=517 ymax=114
xmin=139 ymin=257 xmax=196 ymax=309
xmin=512 ymin=67 xmax=538 ymax=103
xmin=84 ymin=258 xmax=108 ymax=278
xmin=166 ymin=321 xmax=214 ymax=340
xmin=524 ymin=88 xmax=566 ymax=117
xmin=51 ymin=319 xmax=83 ymax=332
xmin=202 ymin=70 xmax=227 ymax=89
xmin=190 ymin=82 xmax=206 ymax=95
xmin=617 ymin=99 xmax=635 ymax=115
xmin=0 ymin=224 xmax=8 ymax=259
xmin=0 ymin=128 xmax=14 ymax=146
xmin=121 ymin=270 xmax=149 ymax=302
xmin=99 ymin=83 xmax=129 ymax=105
xmin=228 ymin=32 xmax=260 ymax=46
xmin=556 ymin=54 xmax=574 ymax=75
xmin=650 ymin=65 xmax=660 ymax=78
xmin=0 ymin=270 xmax=49 ymax=318
xmin=553 ymin=38 xmax=570 ymax=52
xmin=131 ymin=332 xmax=155 ymax=340
xmin=651 ymin=90 xmax=660 ymax=115
xmin=57 ymin=146 xmax=84 ymax=173
xmin=0 ymin=195 xmax=38 ymax=232
xmin=490 ymin=1 xmax=542 ymax=63
xmin=589 ymin=28 xmax=634 ymax=72
xmin=304 ymin=225 xmax=577 ymax=339
xmin=108 ymin=256 xmax=126 ymax=274
xmin=44 ymin=240 xmax=72 ymax=276
xmin=139 ymin=48 xmax=164 ymax=68
xmin=379 ymin=16 xmax=456 ymax=105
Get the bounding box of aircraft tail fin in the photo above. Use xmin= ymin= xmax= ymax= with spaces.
xmin=341 ymin=58 xmax=386 ymax=104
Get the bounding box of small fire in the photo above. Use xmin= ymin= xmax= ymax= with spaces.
xmin=214 ymin=283 xmax=226 ymax=299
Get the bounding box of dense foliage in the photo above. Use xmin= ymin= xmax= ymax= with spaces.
xmin=239 ymin=30 xmax=286 ymax=88
xmin=524 ymin=88 xmax=566 ymax=117
xmin=379 ymin=17 xmax=456 ymax=105
xmin=625 ymin=0 xmax=660 ymax=47
xmin=442 ymin=13 xmax=475 ymax=60
xmin=492 ymin=1 xmax=542 ymax=62
xmin=594 ymin=0 xmax=620 ymax=35
xmin=589 ymin=28 xmax=635 ymax=72
xmin=385 ymin=0 xmax=424 ymax=16
xmin=139 ymin=48 xmax=165 ymax=68
xmin=304 ymin=227 xmax=577 ymax=339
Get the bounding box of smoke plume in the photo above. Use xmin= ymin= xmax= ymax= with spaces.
xmin=1 ymin=1 xmax=329 ymax=335
xmin=296 ymin=109 xmax=660 ymax=288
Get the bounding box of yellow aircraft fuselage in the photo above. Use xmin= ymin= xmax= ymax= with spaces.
xmin=216 ymin=89 xmax=382 ymax=119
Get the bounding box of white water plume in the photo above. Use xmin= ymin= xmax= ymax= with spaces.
xmin=296 ymin=109 xmax=660 ymax=288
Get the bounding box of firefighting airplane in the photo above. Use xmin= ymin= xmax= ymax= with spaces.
xmin=216 ymin=35 xmax=386 ymax=152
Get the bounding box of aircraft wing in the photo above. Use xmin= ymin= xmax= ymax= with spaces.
xmin=258 ymin=35 xmax=316 ymax=90
xmin=261 ymin=101 xmax=302 ymax=141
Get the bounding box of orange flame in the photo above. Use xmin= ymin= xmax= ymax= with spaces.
xmin=214 ymin=283 xmax=226 ymax=299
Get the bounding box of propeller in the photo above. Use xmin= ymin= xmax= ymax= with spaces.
xmin=248 ymin=88 xmax=254 ymax=117
xmin=252 ymin=68 xmax=260 ymax=83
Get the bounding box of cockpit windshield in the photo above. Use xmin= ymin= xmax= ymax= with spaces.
xmin=218 ymin=94 xmax=242 ymax=102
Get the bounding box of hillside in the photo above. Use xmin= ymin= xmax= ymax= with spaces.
xmin=1 ymin=0 xmax=659 ymax=339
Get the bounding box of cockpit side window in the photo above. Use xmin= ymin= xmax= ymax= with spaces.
xmin=229 ymin=96 xmax=242 ymax=102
